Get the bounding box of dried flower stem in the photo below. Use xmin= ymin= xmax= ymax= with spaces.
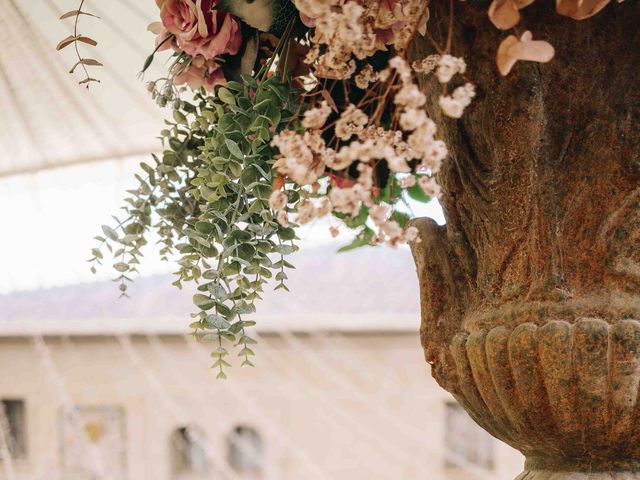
xmin=73 ymin=0 xmax=90 ymax=85
xmin=446 ymin=0 xmax=455 ymax=53
xmin=57 ymin=0 xmax=101 ymax=87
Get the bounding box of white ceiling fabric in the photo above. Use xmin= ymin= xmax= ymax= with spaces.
xmin=0 ymin=0 xmax=166 ymax=177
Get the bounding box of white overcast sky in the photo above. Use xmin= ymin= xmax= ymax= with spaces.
xmin=0 ymin=159 xmax=444 ymax=293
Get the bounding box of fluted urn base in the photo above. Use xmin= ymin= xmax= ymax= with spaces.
xmin=444 ymin=318 xmax=640 ymax=480
xmin=516 ymin=471 xmax=640 ymax=480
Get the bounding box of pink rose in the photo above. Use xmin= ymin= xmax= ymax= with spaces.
xmin=299 ymin=12 xmax=316 ymax=28
xmin=155 ymin=0 xmax=242 ymax=60
xmin=172 ymin=55 xmax=226 ymax=91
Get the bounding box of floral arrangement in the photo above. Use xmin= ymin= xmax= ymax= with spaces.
xmin=81 ymin=0 xmax=619 ymax=375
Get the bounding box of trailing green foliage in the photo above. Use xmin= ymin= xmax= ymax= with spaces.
xmin=90 ymin=75 xmax=301 ymax=377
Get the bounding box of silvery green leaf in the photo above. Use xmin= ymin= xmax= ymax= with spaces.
xmin=239 ymin=335 xmax=258 ymax=345
xmin=217 ymin=87 xmax=236 ymax=105
xmin=113 ymin=262 xmax=129 ymax=272
xmin=204 ymin=314 xmax=230 ymax=330
xmin=173 ymin=110 xmax=187 ymax=125
xmin=273 ymin=244 xmax=295 ymax=255
xmin=213 ymin=358 xmax=231 ymax=368
xmin=228 ymin=322 xmax=243 ymax=334
xmin=225 ymin=139 xmax=243 ymax=159
xmin=233 ymin=302 xmax=256 ymax=315
xmin=193 ymin=294 xmax=215 ymax=310
xmin=101 ymin=225 xmax=118 ymax=241
xmin=195 ymin=221 xmax=215 ymax=235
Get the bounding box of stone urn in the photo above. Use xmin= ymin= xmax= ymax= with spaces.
xmin=410 ymin=1 xmax=640 ymax=478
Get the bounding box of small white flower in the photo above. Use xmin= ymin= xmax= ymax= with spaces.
xmin=316 ymin=197 xmax=331 ymax=217
xmin=277 ymin=210 xmax=290 ymax=226
xmin=399 ymin=108 xmax=429 ymax=131
xmin=394 ymin=84 xmax=426 ymax=109
xmin=302 ymin=101 xmax=332 ymax=129
xmin=355 ymin=65 xmax=378 ymax=89
xmin=269 ymin=190 xmax=287 ymax=211
xmin=436 ymin=55 xmax=466 ymax=83
xmin=399 ymin=175 xmax=416 ymax=188
xmin=389 ymin=56 xmax=411 ymax=83
xmin=297 ymin=199 xmax=316 ymax=224
xmin=369 ymin=204 xmax=389 ymax=223
xmin=387 ymin=154 xmax=411 ymax=173
xmin=412 ymin=55 xmax=440 ymax=74
xmin=439 ymin=83 xmax=476 ymax=118
xmin=335 ymin=104 xmax=368 ymax=140
xmin=438 ymin=96 xmax=465 ymax=118
xmin=418 ymin=176 xmax=442 ymax=198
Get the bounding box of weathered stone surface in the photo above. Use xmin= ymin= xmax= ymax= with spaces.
xmin=515 ymin=472 xmax=640 ymax=480
xmin=411 ymin=0 xmax=640 ymax=388
xmin=450 ymin=319 xmax=640 ymax=472
xmin=410 ymin=1 xmax=640 ymax=478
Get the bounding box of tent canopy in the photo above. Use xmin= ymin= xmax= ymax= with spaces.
xmin=0 ymin=0 xmax=164 ymax=177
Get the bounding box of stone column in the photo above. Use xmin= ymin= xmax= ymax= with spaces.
xmin=411 ymin=1 xmax=640 ymax=478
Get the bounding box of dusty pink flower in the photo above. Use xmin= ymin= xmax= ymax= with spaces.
xmin=496 ymin=31 xmax=555 ymax=76
xmin=557 ymin=0 xmax=611 ymax=19
xmin=269 ymin=190 xmax=288 ymax=212
xmin=488 ymin=0 xmax=535 ymax=30
xmin=172 ymin=55 xmax=226 ymax=91
xmin=300 ymin=12 xmax=316 ymax=27
xmin=155 ymin=0 xmax=242 ymax=59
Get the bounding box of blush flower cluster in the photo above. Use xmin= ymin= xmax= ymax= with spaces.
xmin=269 ymin=52 xmax=466 ymax=248
xmin=296 ymin=0 xmax=428 ymax=79
xmin=148 ymin=0 xmax=242 ymax=90
xmin=255 ymin=0 xmax=480 ymax=249
xmin=485 ymin=0 xmax=613 ymax=75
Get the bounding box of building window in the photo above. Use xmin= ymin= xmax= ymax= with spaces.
xmin=170 ymin=426 xmax=210 ymax=476
xmin=0 ymin=399 xmax=26 ymax=458
xmin=60 ymin=405 xmax=127 ymax=480
xmin=227 ymin=425 xmax=263 ymax=474
xmin=444 ymin=401 xmax=494 ymax=470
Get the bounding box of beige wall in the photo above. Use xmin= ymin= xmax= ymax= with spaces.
xmin=0 ymin=332 xmax=523 ymax=480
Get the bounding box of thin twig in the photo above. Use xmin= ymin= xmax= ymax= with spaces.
xmin=446 ymin=0 xmax=454 ymax=53
xmin=73 ymin=0 xmax=93 ymax=87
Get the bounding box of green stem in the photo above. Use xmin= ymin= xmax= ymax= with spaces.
xmin=141 ymin=34 xmax=176 ymax=74
xmin=256 ymin=16 xmax=296 ymax=81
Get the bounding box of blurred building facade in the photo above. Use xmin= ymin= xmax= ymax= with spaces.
xmin=0 ymin=327 xmax=523 ymax=480
xmin=0 ymin=245 xmax=523 ymax=480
